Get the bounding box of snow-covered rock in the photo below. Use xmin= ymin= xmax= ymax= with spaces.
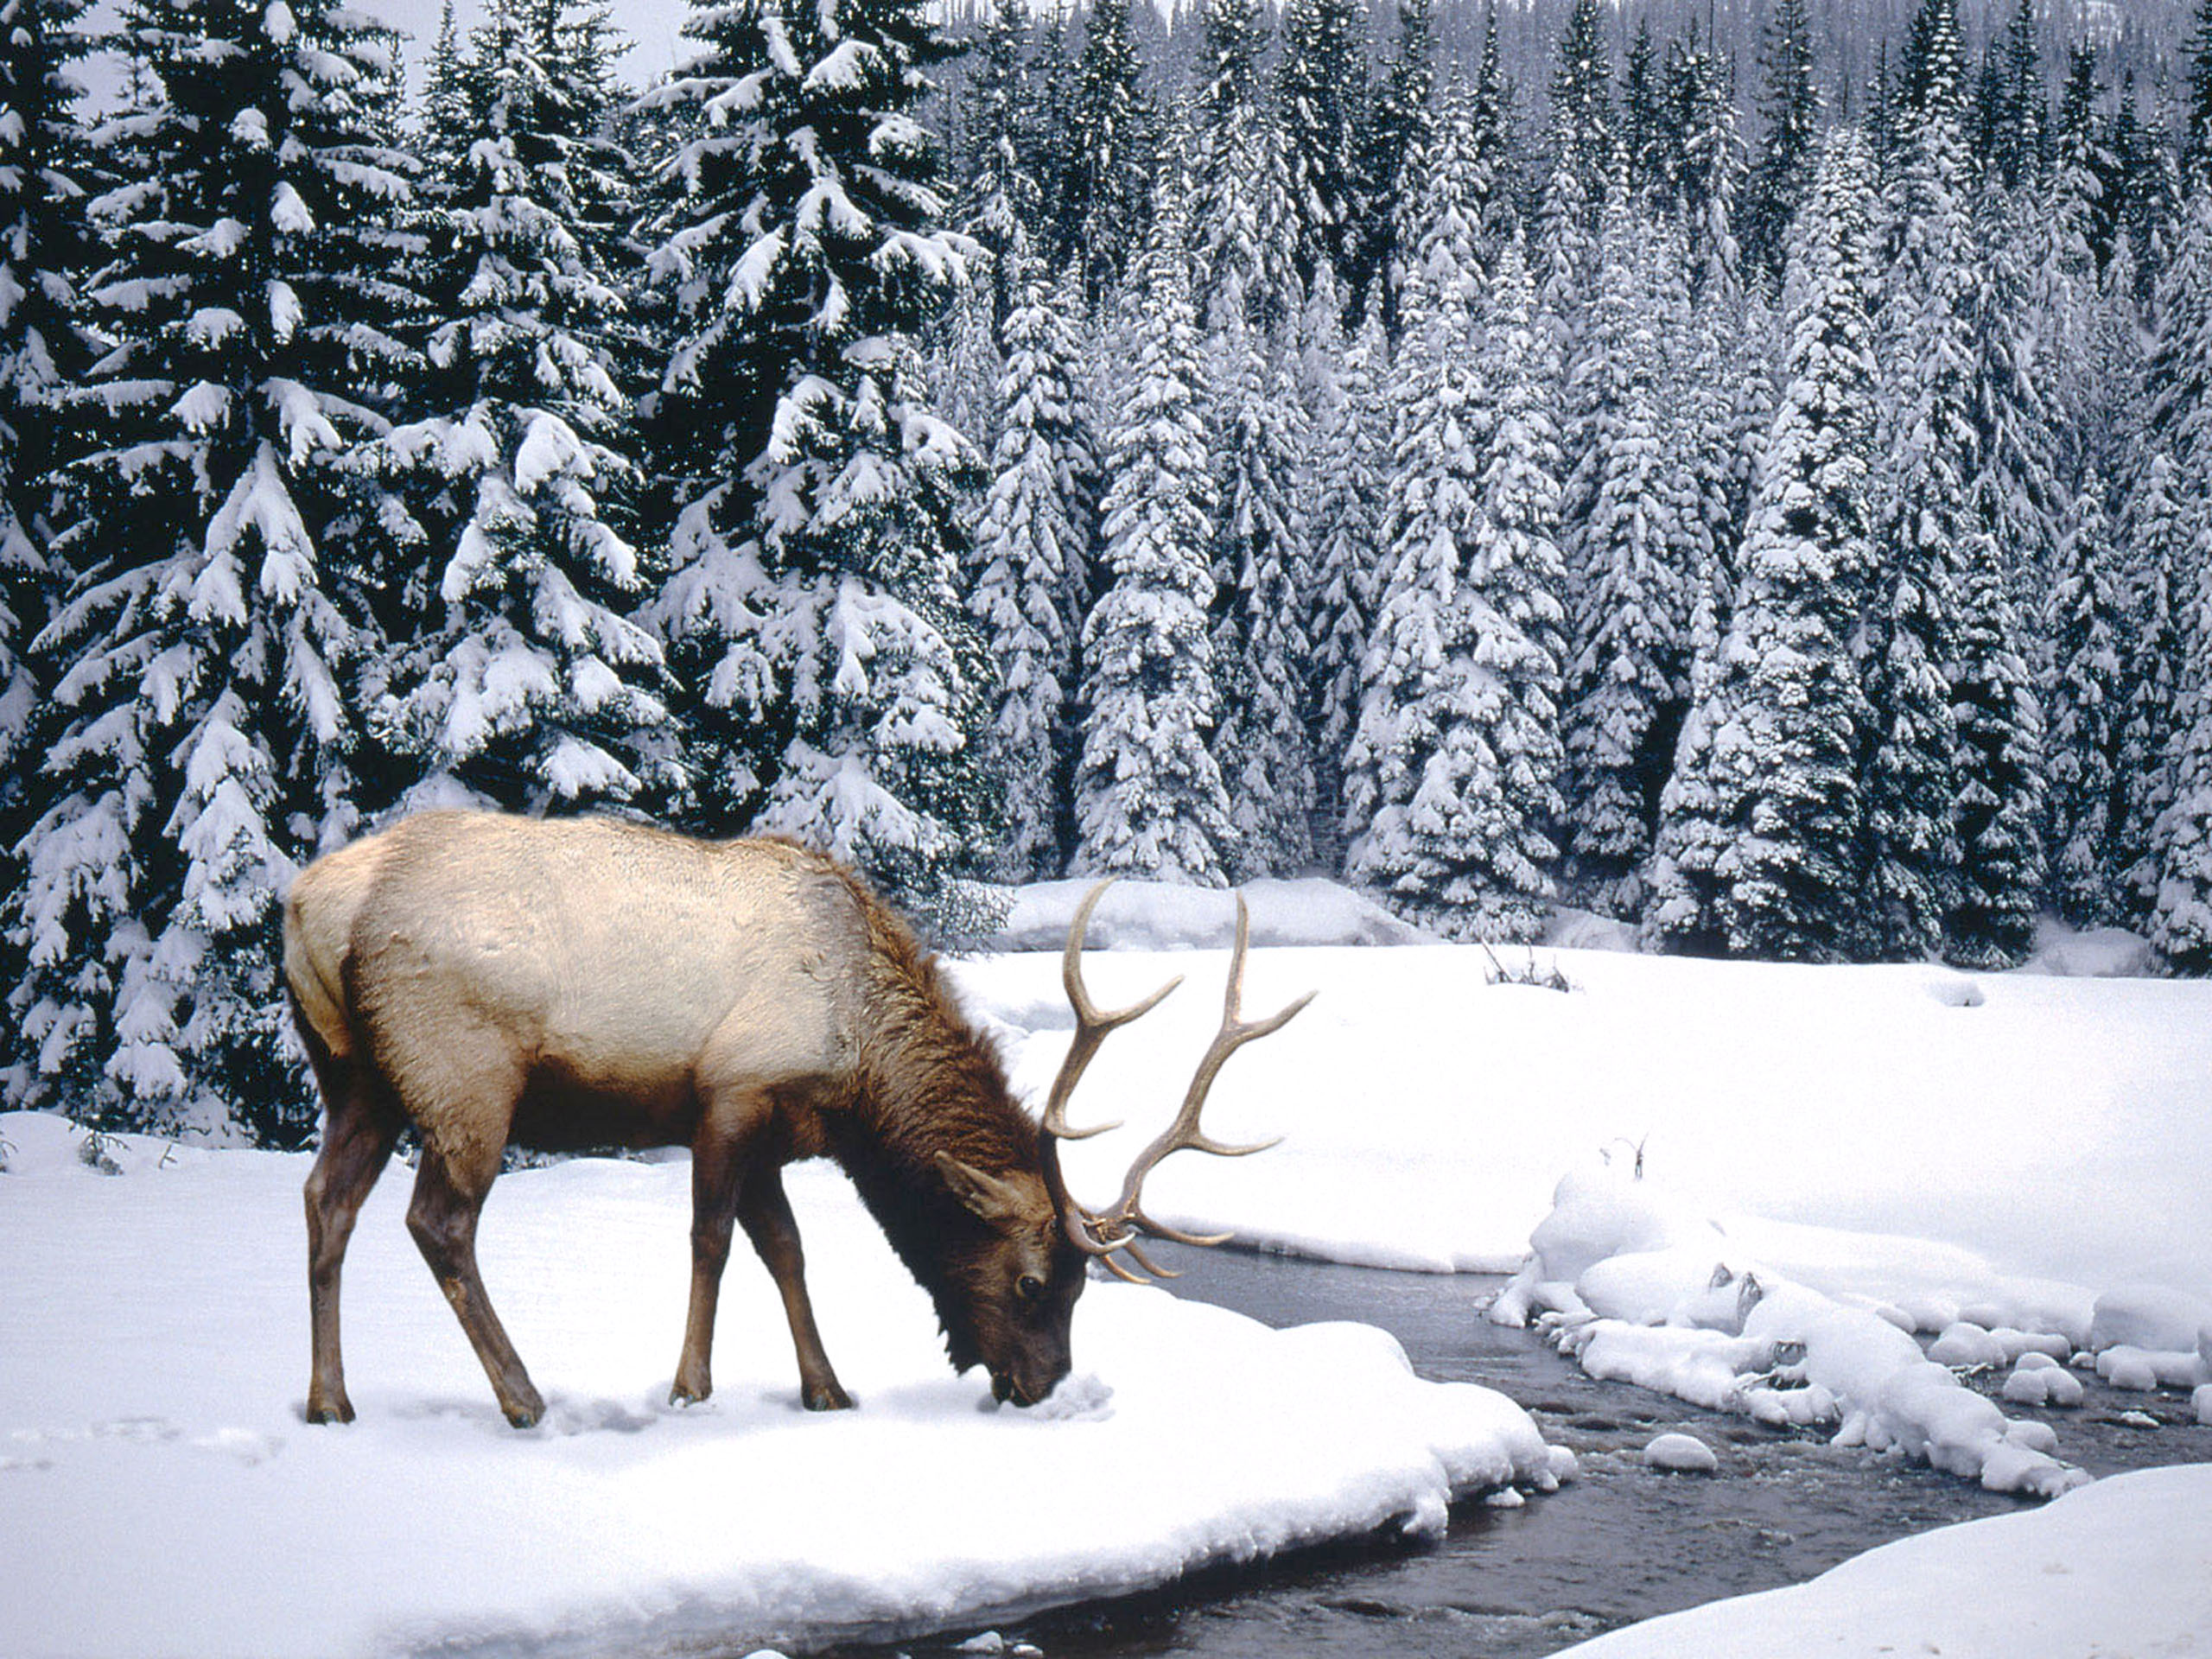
xmin=1642 ymin=1432 xmax=1719 ymax=1473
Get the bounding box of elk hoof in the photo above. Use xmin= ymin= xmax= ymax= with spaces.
xmin=501 ymin=1386 xmax=546 ymax=1430
xmin=803 ymin=1380 xmax=854 ymax=1412
xmin=305 ymin=1393 xmax=354 ymax=1426
xmin=669 ymin=1377 xmax=710 ymax=1408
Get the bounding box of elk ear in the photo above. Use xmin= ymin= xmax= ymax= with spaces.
xmin=934 ymin=1153 xmax=1032 ymax=1224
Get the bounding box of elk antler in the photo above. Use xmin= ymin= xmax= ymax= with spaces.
xmin=1040 ymin=882 xmax=1313 ymax=1285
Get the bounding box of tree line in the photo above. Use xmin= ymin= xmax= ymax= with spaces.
xmin=2 ymin=0 xmax=2209 ymax=1142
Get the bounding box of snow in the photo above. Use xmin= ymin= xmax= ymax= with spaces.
xmin=0 ymin=1109 xmax=1563 ymax=1659
xmin=1555 ymin=1464 xmax=2212 ymax=1657
xmin=1641 ymin=1431 xmax=1718 ymax=1472
xmin=9 ymin=877 xmax=2212 ymax=1654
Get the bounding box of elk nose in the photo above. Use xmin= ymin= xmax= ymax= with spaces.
xmin=992 ymin=1373 xmax=1015 ymax=1404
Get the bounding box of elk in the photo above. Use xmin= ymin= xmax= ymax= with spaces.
xmin=283 ymin=810 xmax=1310 ymax=1427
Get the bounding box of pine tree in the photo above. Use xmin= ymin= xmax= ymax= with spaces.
xmin=2043 ymin=478 xmax=2131 ymax=925
xmin=969 ymin=256 xmax=1090 ymax=880
xmin=1060 ymin=0 xmax=1155 ymax=299
xmin=1645 ymin=130 xmax=1881 ymax=963
xmin=1549 ymin=0 xmax=1614 ymax=227
xmin=1346 ymin=224 xmax=1567 ymax=941
xmin=1276 ymin=0 xmax=1363 ymax=298
xmin=2120 ymin=447 xmax=2190 ymax=921
xmin=1300 ymin=275 xmax=1385 ymax=871
xmin=0 ymin=0 xmax=97 ymax=822
xmin=1669 ymin=28 xmax=1745 ymax=302
xmin=2146 ymin=194 xmax=2212 ymax=969
xmin=1351 ymin=0 xmax=1433 ymax=334
xmin=2184 ymin=0 xmax=2212 ymax=185
xmin=1741 ymin=0 xmax=1817 ymax=291
xmin=1189 ymin=0 xmax=1298 ymax=334
xmin=1946 ymin=534 xmax=2044 ymax=968
xmin=957 ymin=0 xmax=1045 ymax=333
xmin=1562 ymin=207 xmax=1692 ymax=916
xmin=1073 ymin=182 xmax=1234 ymax=884
xmin=1209 ymin=321 xmax=1316 ymax=878
xmin=1865 ymin=0 xmax=1974 ymax=961
xmin=369 ymin=0 xmax=672 ymax=818
xmin=637 ymin=0 xmax=993 ymax=912
xmin=13 ymin=0 xmax=414 ymax=1139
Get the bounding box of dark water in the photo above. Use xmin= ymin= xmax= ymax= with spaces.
xmin=826 ymin=1247 xmax=2212 ymax=1659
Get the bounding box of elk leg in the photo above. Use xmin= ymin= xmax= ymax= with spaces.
xmin=302 ymin=1066 xmax=401 ymax=1425
xmin=671 ymin=1122 xmax=745 ymax=1407
xmin=407 ymin=1142 xmax=544 ymax=1428
xmin=738 ymin=1165 xmax=852 ymax=1412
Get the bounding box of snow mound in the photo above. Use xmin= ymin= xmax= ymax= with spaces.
xmin=0 ymin=1116 xmax=1562 ymax=1659
xmin=1552 ymin=1465 xmax=2212 ymax=1658
xmin=985 ymin=876 xmax=1434 ymax=951
xmin=1489 ymin=1162 xmax=2090 ymax=1499
xmin=1642 ymin=1432 xmax=1718 ymax=1473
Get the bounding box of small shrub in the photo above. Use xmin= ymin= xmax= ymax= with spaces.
xmin=1479 ymin=942 xmax=1576 ymax=992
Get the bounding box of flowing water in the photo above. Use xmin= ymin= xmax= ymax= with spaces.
xmin=822 ymin=1247 xmax=2211 ymax=1659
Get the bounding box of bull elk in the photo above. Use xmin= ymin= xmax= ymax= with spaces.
xmin=283 ymin=810 xmax=1310 ymax=1427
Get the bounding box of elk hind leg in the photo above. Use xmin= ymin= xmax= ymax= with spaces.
xmin=407 ymin=1134 xmax=543 ymax=1428
xmin=302 ymin=1046 xmax=401 ymax=1425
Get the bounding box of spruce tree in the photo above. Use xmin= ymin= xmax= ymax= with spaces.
xmin=1645 ymin=131 xmax=1881 ymax=963
xmin=638 ymin=0 xmax=993 ymax=911
xmin=1060 ymin=0 xmax=1155 ymax=299
xmin=1073 ymin=181 xmax=1235 ymax=884
xmin=2120 ymin=448 xmax=2190 ymax=922
xmin=1300 ymin=276 xmax=1385 ymax=872
xmin=2043 ymin=478 xmax=2130 ymax=925
xmin=969 ymin=257 xmax=1090 ymax=880
xmin=1351 ymin=0 xmax=1433 ymax=334
xmin=1741 ymin=0 xmax=1817 ymax=292
xmin=1276 ymin=0 xmax=1363 ymax=298
xmin=0 ymin=0 xmax=97 ymax=821
xmin=369 ymin=0 xmax=672 ymax=818
xmin=1946 ymin=534 xmax=2044 ymax=968
xmin=1866 ymin=0 xmax=1974 ymax=961
xmin=14 ymin=0 xmax=413 ymax=1139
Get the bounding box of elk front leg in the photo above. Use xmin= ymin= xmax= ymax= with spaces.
xmin=739 ymin=1165 xmax=852 ymax=1411
xmin=408 ymin=1141 xmax=544 ymax=1428
xmin=671 ymin=1116 xmax=748 ymax=1408
xmin=302 ymin=1064 xmax=400 ymax=1425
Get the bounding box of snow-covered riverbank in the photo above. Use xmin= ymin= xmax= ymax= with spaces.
xmin=5 ymin=887 xmax=2209 ymax=1656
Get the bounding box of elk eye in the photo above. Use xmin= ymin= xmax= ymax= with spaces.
xmin=1015 ymin=1274 xmax=1045 ymax=1303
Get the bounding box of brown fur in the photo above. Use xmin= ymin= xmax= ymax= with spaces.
xmin=285 ymin=810 xmax=1085 ymax=1427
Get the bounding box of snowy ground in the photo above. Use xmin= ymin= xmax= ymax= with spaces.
xmin=6 ymin=881 xmax=2211 ymax=1656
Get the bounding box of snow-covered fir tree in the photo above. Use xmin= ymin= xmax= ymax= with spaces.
xmin=1300 ymin=271 xmax=1386 ymax=869
xmin=0 ymin=0 xmax=96 ymax=825
xmin=1645 ymin=130 xmax=1882 ymax=962
xmin=367 ymin=0 xmax=672 ymax=818
xmin=637 ymin=0 xmax=993 ymax=912
xmin=1275 ymin=0 xmax=1362 ymax=299
xmin=1741 ymin=0 xmax=1817 ymax=291
xmin=1347 ymin=210 xmax=1568 ymax=942
xmin=1945 ymin=534 xmax=2044 ymax=968
xmin=1351 ymin=0 xmax=1433 ymax=334
xmin=1208 ymin=309 xmax=1315 ymax=880
xmin=11 ymin=0 xmax=413 ymax=1138
xmin=2043 ymin=478 xmax=2132 ymax=926
xmin=1058 ymin=0 xmax=1154 ymax=298
xmin=1865 ymin=0 xmax=1975 ymax=961
xmin=2120 ymin=448 xmax=2190 ymax=920
xmin=1560 ymin=207 xmax=1693 ymax=914
xmin=1073 ymin=179 xmax=1234 ymax=884
xmin=968 ymin=255 xmax=1090 ymax=880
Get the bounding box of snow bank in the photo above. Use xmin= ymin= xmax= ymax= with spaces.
xmin=951 ymin=919 xmax=2212 ymax=1307
xmin=1553 ymin=1464 xmax=2212 ymax=1658
xmin=1488 ymin=1164 xmax=2089 ymax=1497
xmin=985 ymin=875 xmax=1433 ymax=951
xmin=0 ymin=1112 xmax=1565 ymax=1659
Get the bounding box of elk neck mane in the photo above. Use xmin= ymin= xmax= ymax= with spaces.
xmin=812 ymin=862 xmax=1042 ymax=1347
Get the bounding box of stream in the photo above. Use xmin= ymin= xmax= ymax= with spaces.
xmin=827 ymin=1244 xmax=2212 ymax=1659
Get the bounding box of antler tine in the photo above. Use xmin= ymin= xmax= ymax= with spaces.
xmin=1040 ymin=879 xmax=1183 ymax=1143
xmin=1099 ymin=894 xmax=1313 ymax=1239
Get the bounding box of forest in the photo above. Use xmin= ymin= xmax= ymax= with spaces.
xmin=2 ymin=0 xmax=2210 ymax=1142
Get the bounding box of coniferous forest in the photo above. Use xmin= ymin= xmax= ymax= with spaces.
xmin=3 ymin=0 xmax=2212 ymax=1142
